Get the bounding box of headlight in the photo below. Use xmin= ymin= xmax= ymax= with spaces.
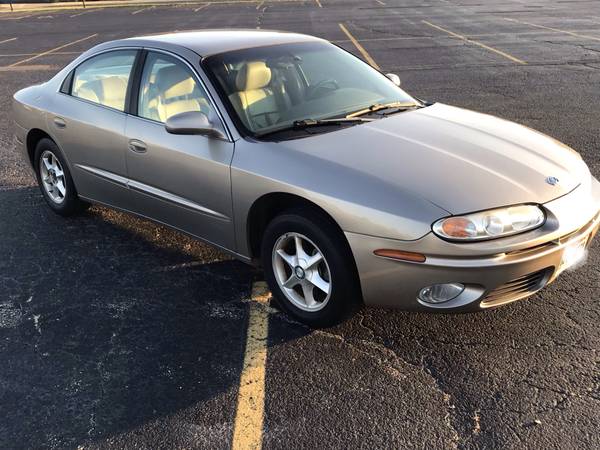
xmin=432 ymin=205 xmax=545 ymax=241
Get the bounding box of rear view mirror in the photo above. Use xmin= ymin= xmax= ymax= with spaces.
xmin=386 ymin=73 xmax=401 ymax=86
xmin=165 ymin=111 xmax=226 ymax=140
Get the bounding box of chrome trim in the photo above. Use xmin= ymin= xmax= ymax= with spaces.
xmin=128 ymin=179 xmax=230 ymax=220
xmin=76 ymin=164 xmax=129 ymax=187
xmin=75 ymin=164 xmax=230 ymax=221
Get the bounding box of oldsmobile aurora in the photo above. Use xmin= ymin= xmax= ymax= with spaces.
xmin=13 ymin=30 xmax=600 ymax=326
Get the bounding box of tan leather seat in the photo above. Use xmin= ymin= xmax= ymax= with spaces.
xmin=154 ymin=65 xmax=209 ymax=122
xmin=228 ymin=61 xmax=279 ymax=129
xmin=74 ymin=76 xmax=128 ymax=110
xmin=75 ymin=84 xmax=100 ymax=104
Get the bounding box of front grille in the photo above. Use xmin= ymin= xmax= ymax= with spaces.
xmin=481 ymin=268 xmax=552 ymax=308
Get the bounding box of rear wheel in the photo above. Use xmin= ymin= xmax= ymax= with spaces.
xmin=261 ymin=208 xmax=362 ymax=327
xmin=34 ymin=138 xmax=88 ymax=216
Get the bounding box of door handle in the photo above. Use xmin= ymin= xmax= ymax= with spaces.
xmin=53 ymin=117 xmax=66 ymax=129
xmin=128 ymin=139 xmax=147 ymax=153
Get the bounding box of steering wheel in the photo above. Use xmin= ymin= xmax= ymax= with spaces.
xmin=307 ymin=79 xmax=340 ymax=99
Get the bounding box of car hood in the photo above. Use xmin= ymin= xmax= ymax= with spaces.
xmin=277 ymin=103 xmax=589 ymax=214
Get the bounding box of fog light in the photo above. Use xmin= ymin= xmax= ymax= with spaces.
xmin=419 ymin=283 xmax=465 ymax=304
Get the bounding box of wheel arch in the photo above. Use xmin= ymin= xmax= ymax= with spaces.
xmin=248 ymin=191 xmax=365 ymax=311
xmin=246 ymin=192 xmax=358 ymax=268
xmin=26 ymin=128 xmax=54 ymax=167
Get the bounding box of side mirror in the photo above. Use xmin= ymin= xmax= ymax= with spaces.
xmin=165 ymin=111 xmax=226 ymax=140
xmin=386 ymin=73 xmax=401 ymax=87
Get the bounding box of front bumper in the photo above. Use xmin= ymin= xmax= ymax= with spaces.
xmin=347 ymin=177 xmax=600 ymax=311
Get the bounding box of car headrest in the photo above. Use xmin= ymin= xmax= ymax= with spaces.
xmin=156 ymin=64 xmax=196 ymax=100
xmin=98 ymin=77 xmax=127 ymax=96
xmin=236 ymin=61 xmax=271 ymax=91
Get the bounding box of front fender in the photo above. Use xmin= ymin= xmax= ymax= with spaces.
xmin=231 ymin=139 xmax=448 ymax=256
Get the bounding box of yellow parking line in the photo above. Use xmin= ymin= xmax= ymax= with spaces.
xmin=0 ymin=64 xmax=57 ymax=72
xmin=0 ymin=14 xmax=31 ymax=20
xmin=231 ymin=282 xmax=271 ymax=450
xmin=339 ymin=23 xmax=381 ymax=70
xmin=505 ymin=17 xmax=600 ymax=42
xmin=194 ymin=3 xmax=210 ymax=12
xmin=8 ymin=33 xmax=98 ymax=67
xmin=0 ymin=37 xmax=17 ymax=45
xmin=0 ymin=51 xmax=78 ymax=57
xmin=315 ymin=0 xmax=323 ymax=7
xmin=422 ymin=20 xmax=527 ymax=65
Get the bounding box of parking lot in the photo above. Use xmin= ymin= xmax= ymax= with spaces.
xmin=1 ymin=0 xmax=600 ymax=448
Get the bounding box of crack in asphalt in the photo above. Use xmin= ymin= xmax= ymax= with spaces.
xmin=534 ymin=38 xmax=600 ymax=56
xmin=266 ymin=309 xmax=462 ymax=447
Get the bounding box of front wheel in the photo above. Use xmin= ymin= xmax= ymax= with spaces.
xmin=261 ymin=209 xmax=362 ymax=328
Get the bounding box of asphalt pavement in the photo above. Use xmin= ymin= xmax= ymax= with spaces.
xmin=1 ymin=1 xmax=599 ymax=448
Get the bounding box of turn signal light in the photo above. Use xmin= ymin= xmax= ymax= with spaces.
xmin=374 ymin=249 xmax=426 ymax=263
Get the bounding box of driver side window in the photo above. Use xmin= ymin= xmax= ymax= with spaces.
xmin=138 ymin=52 xmax=215 ymax=123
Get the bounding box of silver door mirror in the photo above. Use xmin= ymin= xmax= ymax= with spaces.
xmin=165 ymin=111 xmax=226 ymax=140
xmin=386 ymin=73 xmax=401 ymax=86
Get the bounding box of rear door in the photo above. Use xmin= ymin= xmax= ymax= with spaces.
xmin=49 ymin=49 xmax=139 ymax=208
xmin=124 ymin=50 xmax=236 ymax=250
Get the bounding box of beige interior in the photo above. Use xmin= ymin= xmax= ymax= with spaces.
xmin=142 ymin=64 xmax=210 ymax=122
xmin=74 ymin=76 xmax=128 ymax=111
xmin=228 ymin=61 xmax=279 ymax=128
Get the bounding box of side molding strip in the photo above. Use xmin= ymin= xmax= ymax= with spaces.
xmin=75 ymin=164 xmax=230 ymax=221
xmin=76 ymin=164 xmax=129 ymax=187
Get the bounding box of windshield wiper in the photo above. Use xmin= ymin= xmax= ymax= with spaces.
xmin=293 ymin=117 xmax=373 ymax=127
xmin=346 ymin=101 xmax=420 ymax=119
xmin=256 ymin=117 xmax=372 ymax=138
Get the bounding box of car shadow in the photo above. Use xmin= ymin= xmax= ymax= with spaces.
xmin=0 ymin=186 xmax=308 ymax=449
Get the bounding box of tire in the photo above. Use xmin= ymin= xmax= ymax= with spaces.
xmin=33 ymin=138 xmax=89 ymax=216
xmin=261 ymin=208 xmax=362 ymax=328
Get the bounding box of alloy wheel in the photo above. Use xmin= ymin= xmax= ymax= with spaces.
xmin=272 ymin=232 xmax=332 ymax=311
xmin=39 ymin=150 xmax=67 ymax=204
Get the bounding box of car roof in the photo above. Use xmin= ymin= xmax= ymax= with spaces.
xmin=119 ymin=29 xmax=324 ymax=57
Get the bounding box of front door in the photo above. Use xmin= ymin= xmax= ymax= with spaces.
xmin=125 ymin=51 xmax=235 ymax=250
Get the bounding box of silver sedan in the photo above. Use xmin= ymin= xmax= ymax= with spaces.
xmin=13 ymin=30 xmax=600 ymax=327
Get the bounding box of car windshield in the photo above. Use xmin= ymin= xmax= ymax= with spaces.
xmin=203 ymin=41 xmax=419 ymax=137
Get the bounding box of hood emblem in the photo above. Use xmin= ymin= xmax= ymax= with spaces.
xmin=546 ymin=176 xmax=559 ymax=186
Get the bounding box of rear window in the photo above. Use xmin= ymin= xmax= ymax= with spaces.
xmin=71 ymin=50 xmax=137 ymax=112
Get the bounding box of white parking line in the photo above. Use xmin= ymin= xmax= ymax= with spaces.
xmin=8 ymin=33 xmax=97 ymax=67
xmin=131 ymin=6 xmax=155 ymax=15
xmin=315 ymin=0 xmax=323 ymax=7
xmin=256 ymin=1 xmax=264 ymax=9
xmin=194 ymin=3 xmax=210 ymax=12
xmin=0 ymin=38 xmax=17 ymax=45
xmin=70 ymin=9 xmax=102 ymax=18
